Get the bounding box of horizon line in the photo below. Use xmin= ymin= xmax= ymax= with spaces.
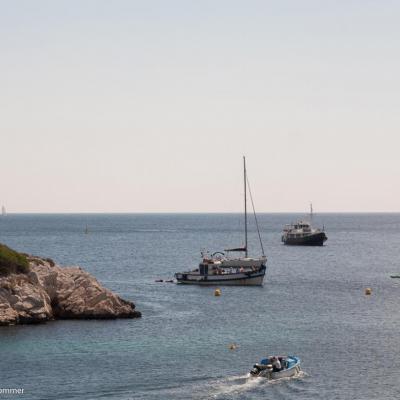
xmin=2 ymin=211 xmax=400 ymax=215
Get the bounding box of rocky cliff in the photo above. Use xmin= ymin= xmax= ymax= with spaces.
xmin=0 ymin=254 xmax=141 ymax=326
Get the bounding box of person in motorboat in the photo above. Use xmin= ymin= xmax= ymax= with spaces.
xmin=271 ymin=356 xmax=282 ymax=372
xmin=251 ymin=356 xmax=283 ymax=373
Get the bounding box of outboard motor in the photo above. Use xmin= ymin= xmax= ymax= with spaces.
xmin=250 ymin=363 xmax=273 ymax=378
xmin=250 ymin=365 xmax=260 ymax=376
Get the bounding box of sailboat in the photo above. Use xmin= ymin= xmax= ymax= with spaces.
xmin=1 ymin=206 xmax=6 ymax=216
xmin=175 ymin=157 xmax=267 ymax=286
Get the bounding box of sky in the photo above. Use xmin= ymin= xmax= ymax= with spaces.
xmin=1 ymin=0 xmax=399 ymax=213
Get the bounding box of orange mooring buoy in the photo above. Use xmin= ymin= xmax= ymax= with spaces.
xmin=214 ymin=288 xmax=221 ymax=296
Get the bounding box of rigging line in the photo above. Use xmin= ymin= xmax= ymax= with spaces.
xmin=246 ymin=175 xmax=265 ymax=257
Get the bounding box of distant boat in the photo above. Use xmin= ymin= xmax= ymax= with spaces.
xmin=281 ymin=203 xmax=327 ymax=246
xmin=1 ymin=206 xmax=6 ymax=216
xmin=175 ymin=157 xmax=267 ymax=286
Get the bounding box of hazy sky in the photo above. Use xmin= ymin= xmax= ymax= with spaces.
xmin=1 ymin=1 xmax=399 ymax=212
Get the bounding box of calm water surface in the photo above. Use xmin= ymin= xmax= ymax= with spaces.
xmin=0 ymin=213 xmax=399 ymax=400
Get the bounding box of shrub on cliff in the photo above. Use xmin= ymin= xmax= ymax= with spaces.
xmin=0 ymin=243 xmax=30 ymax=276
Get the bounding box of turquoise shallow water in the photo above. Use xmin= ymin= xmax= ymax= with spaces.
xmin=0 ymin=213 xmax=400 ymax=399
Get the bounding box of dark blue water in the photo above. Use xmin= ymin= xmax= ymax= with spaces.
xmin=0 ymin=214 xmax=399 ymax=400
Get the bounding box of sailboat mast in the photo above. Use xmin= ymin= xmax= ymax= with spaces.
xmin=244 ymin=156 xmax=248 ymax=257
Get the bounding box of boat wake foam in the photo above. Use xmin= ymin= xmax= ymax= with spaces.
xmin=207 ymin=373 xmax=261 ymax=398
xmin=141 ymin=370 xmax=308 ymax=400
xmin=207 ymin=370 xmax=308 ymax=399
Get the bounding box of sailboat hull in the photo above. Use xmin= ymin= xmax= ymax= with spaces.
xmin=175 ymin=269 xmax=266 ymax=286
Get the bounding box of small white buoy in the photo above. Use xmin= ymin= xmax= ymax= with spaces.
xmin=214 ymin=288 xmax=221 ymax=297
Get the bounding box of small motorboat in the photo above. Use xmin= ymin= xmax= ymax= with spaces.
xmin=249 ymin=355 xmax=301 ymax=379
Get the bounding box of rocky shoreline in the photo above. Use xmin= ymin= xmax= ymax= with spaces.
xmin=0 ymin=254 xmax=141 ymax=326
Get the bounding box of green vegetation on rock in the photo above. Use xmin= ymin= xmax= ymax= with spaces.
xmin=0 ymin=243 xmax=30 ymax=276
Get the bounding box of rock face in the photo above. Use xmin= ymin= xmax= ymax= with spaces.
xmin=0 ymin=256 xmax=141 ymax=326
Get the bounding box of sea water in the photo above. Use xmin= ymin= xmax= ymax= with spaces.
xmin=0 ymin=213 xmax=399 ymax=400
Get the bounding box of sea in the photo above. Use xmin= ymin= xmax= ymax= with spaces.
xmin=0 ymin=213 xmax=399 ymax=400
